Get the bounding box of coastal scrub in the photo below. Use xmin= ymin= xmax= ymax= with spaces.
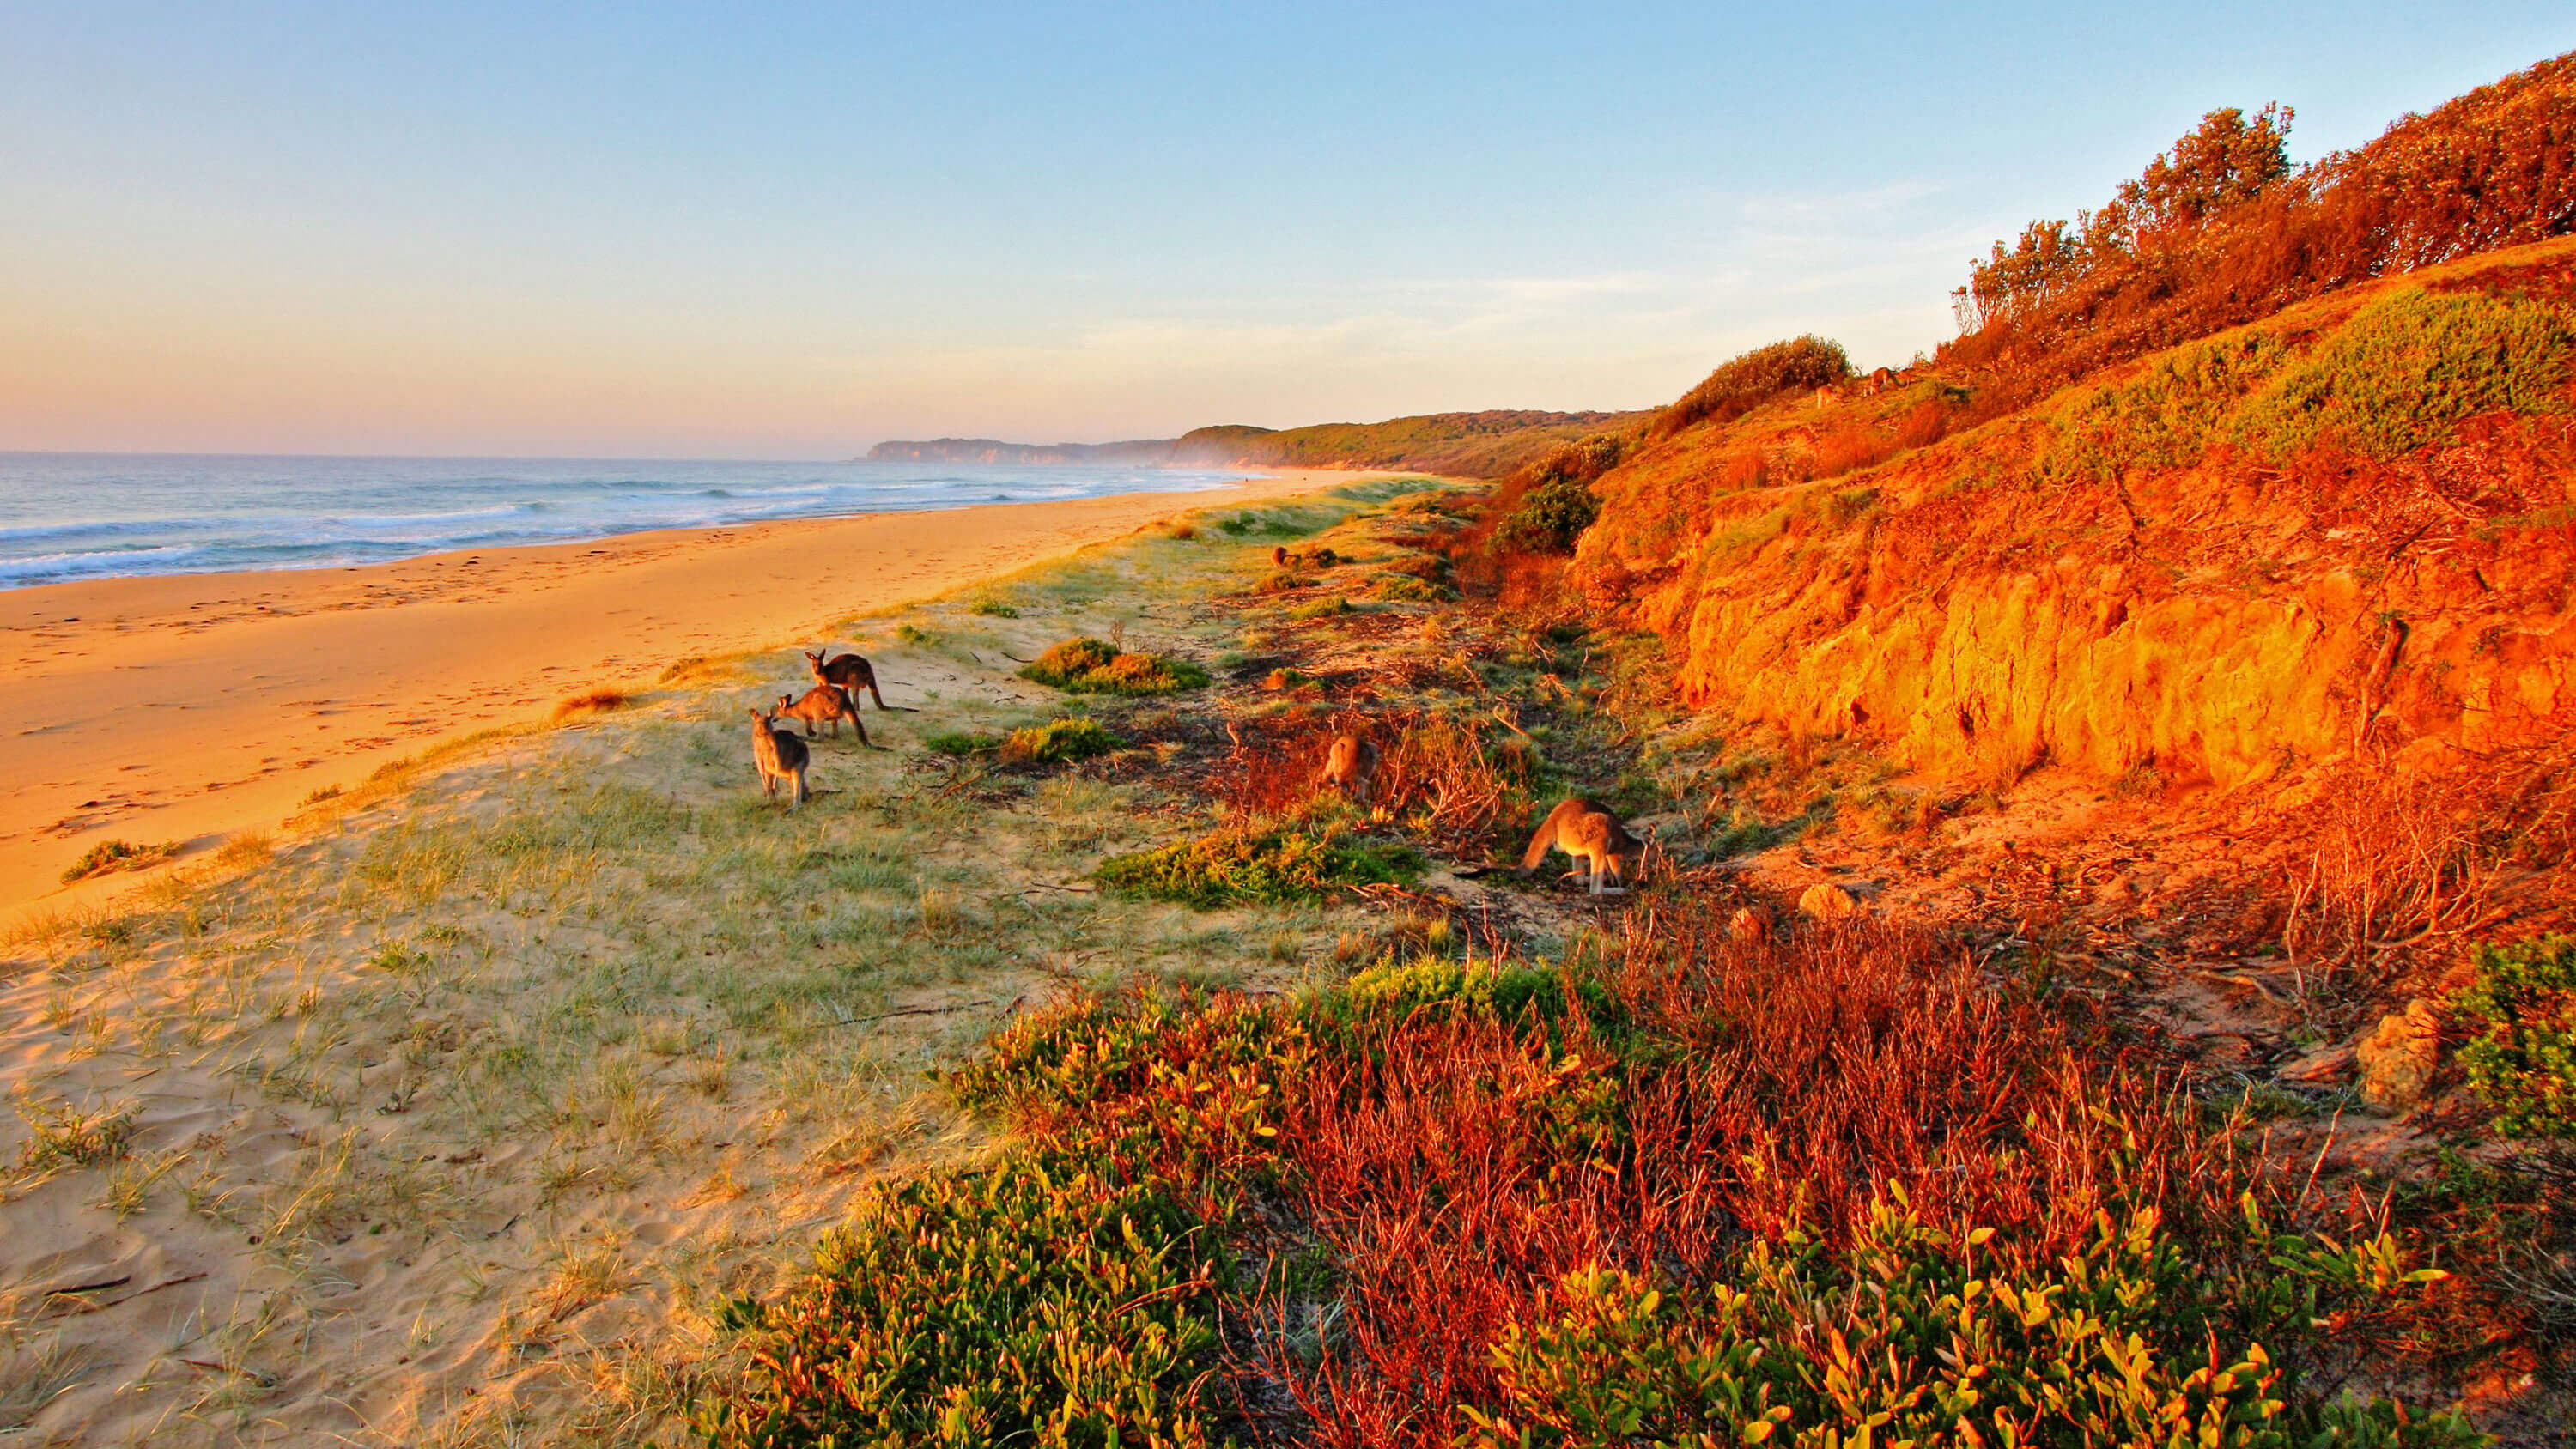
xmin=1020 ymin=637 xmax=1212 ymax=695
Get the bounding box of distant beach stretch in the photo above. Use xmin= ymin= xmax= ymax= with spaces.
xmin=0 ymin=453 xmax=1261 ymax=589
xmin=0 ymin=467 xmax=1365 ymax=923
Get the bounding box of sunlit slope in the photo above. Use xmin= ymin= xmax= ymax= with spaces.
xmin=1571 ymin=238 xmax=2576 ymax=792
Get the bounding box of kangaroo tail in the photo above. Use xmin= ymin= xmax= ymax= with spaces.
xmin=1522 ymin=826 xmax=1554 ymax=870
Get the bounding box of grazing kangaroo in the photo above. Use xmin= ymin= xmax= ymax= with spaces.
xmin=1522 ymin=798 xmax=1643 ymax=896
xmin=750 ymin=706 xmax=811 ymax=809
xmin=805 ymin=648 xmax=891 ymax=711
xmin=776 ymin=686 xmax=871 ymax=747
xmin=1318 ymin=733 xmax=1383 ymax=806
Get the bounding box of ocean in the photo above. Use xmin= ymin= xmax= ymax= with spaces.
xmin=0 ymin=453 xmax=1256 ymax=590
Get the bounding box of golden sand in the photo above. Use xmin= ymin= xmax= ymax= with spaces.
xmin=0 ymin=470 xmax=1358 ymax=930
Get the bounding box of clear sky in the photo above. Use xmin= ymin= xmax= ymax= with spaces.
xmin=4 ymin=2 xmax=2569 ymax=458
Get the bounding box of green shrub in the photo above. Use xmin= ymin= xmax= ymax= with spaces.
xmin=2037 ymin=328 xmax=2293 ymax=482
xmin=1494 ymin=478 xmax=1601 ymax=554
xmin=1287 ymin=597 xmax=1354 ymax=621
xmin=702 ymin=1154 xmax=1224 ymax=1449
xmin=999 ymin=718 xmax=1124 ymax=765
xmin=2453 ymin=934 xmax=2576 ymax=1137
xmin=967 ymin=596 xmax=1021 ymax=618
xmin=1464 ymin=1200 xmax=2476 ymax=1449
xmin=1021 ymin=638 xmax=1211 ymax=695
xmin=1097 ymin=827 xmax=1419 ymax=907
xmin=2239 ymin=287 xmax=2575 ymax=458
xmin=59 ymin=838 xmax=175 ymax=885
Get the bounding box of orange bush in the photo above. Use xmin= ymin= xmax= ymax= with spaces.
xmin=1949 ymin=50 xmax=2576 ymax=399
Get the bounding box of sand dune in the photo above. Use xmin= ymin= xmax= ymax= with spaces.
xmin=0 ymin=470 xmax=1361 ymax=930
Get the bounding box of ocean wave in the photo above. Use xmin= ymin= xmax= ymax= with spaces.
xmin=0 ymin=458 xmax=1260 ymax=589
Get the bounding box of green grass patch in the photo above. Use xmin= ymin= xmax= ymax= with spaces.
xmin=1097 ymin=826 xmax=1420 ymax=907
xmin=2453 ymin=934 xmax=2576 ymax=1138
xmin=923 ymin=731 xmax=1004 ymax=757
xmin=1021 ymin=637 xmax=1212 ymax=696
xmin=1287 ymin=597 xmax=1355 ymax=621
xmin=1330 ymin=957 xmax=1624 ymax=1036
xmin=1372 ymin=572 xmax=1458 ymax=603
xmin=999 ymin=718 xmax=1124 ymax=765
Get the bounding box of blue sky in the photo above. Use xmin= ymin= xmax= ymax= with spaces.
xmin=3 ymin=2 xmax=2568 ymax=457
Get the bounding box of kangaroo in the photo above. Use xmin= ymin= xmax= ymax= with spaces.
xmin=776 ymin=686 xmax=872 ymax=747
xmin=1522 ymin=797 xmax=1643 ymax=896
xmin=805 ymin=648 xmax=891 ymax=711
xmin=1318 ymin=733 xmax=1383 ymax=807
xmin=750 ymin=706 xmax=811 ymax=809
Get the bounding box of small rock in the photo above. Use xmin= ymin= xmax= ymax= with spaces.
xmin=2355 ymin=998 xmax=2440 ymax=1113
xmin=1728 ymin=905 xmax=1772 ymax=943
xmin=1798 ymin=882 xmax=1857 ymax=920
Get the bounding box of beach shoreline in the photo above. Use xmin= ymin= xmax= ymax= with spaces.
xmin=0 ymin=467 xmax=1383 ymax=928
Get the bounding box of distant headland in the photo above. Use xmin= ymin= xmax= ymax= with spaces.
xmin=862 ymin=409 xmax=1645 ymax=475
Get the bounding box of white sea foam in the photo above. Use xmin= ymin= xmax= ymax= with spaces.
xmin=0 ymin=454 xmax=1252 ymax=589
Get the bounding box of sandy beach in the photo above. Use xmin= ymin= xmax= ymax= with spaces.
xmin=0 ymin=469 xmax=1358 ymax=929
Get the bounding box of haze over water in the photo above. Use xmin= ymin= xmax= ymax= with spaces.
xmin=0 ymin=453 xmax=1255 ymax=590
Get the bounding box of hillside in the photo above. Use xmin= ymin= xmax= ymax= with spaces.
xmin=1179 ymin=408 xmax=1649 ymax=475
xmin=1571 ymin=241 xmax=2576 ymax=801
xmin=867 ymin=409 xmax=1648 ymax=477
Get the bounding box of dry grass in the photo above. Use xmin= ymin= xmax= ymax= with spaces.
xmin=552 ymin=686 xmax=637 ymax=719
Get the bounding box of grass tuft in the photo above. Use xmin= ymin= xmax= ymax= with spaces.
xmin=553 ymin=686 xmax=636 ymax=719
xmin=58 ymin=838 xmax=177 ymax=885
xmin=15 ymin=1098 xmax=138 ymax=1173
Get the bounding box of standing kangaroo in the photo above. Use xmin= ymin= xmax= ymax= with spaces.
xmin=750 ymin=706 xmax=811 ymax=809
xmin=776 ymin=686 xmax=871 ymax=746
xmin=1522 ymin=798 xmax=1643 ymax=896
xmin=1318 ymin=733 xmax=1383 ymax=807
xmin=805 ymin=648 xmax=891 ymax=711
